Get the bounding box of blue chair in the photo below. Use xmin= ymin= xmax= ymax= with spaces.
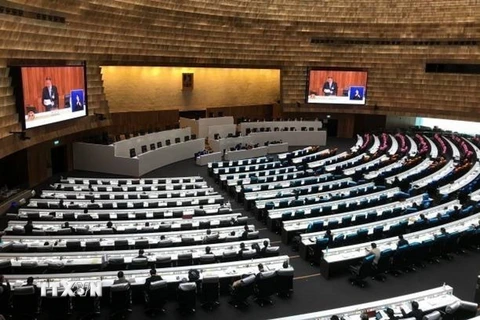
xmin=309 ymin=237 xmax=329 ymax=265
xmin=281 ymin=212 xmax=292 ymax=221
xmin=372 ymin=225 xmax=384 ymax=240
xmin=356 ymin=229 xmax=369 ymax=242
xmin=341 ymin=216 xmax=352 ymax=227
xmin=294 ymin=210 xmax=305 ymax=219
xmin=310 ymin=207 xmax=321 ymax=216
xmin=366 ymin=212 xmax=377 ymax=222
xmin=345 ymin=233 xmax=357 ymax=245
xmin=331 ymin=234 xmax=345 ymax=248
xmin=327 ymin=220 xmax=339 ymax=230
xmin=349 ymin=254 xmax=374 ymax=287
xmin=372 ymin=249 xmax=393 ymax=281
xmin=307 ymin=221 xmax=324 ymax=233
xmin=354 ymin=214 xmax=366 ymax=225
xmin=265 ymin=202 xmax=275 ymax=210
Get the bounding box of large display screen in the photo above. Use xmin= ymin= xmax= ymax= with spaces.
xmin=306 ymin=69 xmax=368 ymax=105
xmin=18 ymin=66 xmax=87 ymax=129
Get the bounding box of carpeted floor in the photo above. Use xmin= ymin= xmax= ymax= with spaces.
xmin=24 ymin=138 xmax=480 ymax=319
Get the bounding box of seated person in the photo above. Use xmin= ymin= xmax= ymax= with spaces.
xmin=255 ymin=263 xmax=265 ymax=280
xmin=113 ymin=271 xmax=132 ymax=309
xmin=113 ymin=271 xmax=129 ymax=285
xmin=23 ymin=277 xmax=38 ymax=293
xmin=401 ymin=301 xmax=423 ymax=320
xmin=205 ymin=246 xmax=213 ymax=255
xmin=106 ymin=221 xmax=117 ymax=233
xmin=231 ymin=274 xmax=253 ymax=290
xmin=238 ymin=242 xmax=248 ymax=255
xmin=386 ymin=307 xmax=400 ymax=320
xmin=260 ymin=240 xmax=269 ymax=255
xmin=202 ymin=229 xmax=213 ymax=243
xmin=0 ymin=274 xmax=11 ymax=307
xmin=397 ymin=235 xmax=409 ymax=247
xmin=436 ymin=227 xmax=450 ymax=238
xmin=324 ymin=229 xmax=333 ymax=245
xmin=24 ymin=220 xmax=37 ymax=235
xmin=365 ymin=243 xmax=381 ymax=266
xmin=144 ymin=268 xmax=162 ymax=292
xmin=241 ymin=225 xmax=250 ymax=240
xmin=136 ymin=249 xmax=146 ymax=259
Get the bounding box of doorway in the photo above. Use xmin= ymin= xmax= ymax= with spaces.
xmin=325 ymin=119 xmax=338 ymax=137
xmin=51 ymin=145 xmax=68 ymax=175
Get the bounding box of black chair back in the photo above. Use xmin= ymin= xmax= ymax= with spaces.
xmin=178 ymin=253 xmax=193 ymax=266
xmin=201 ymin=276 xmax=219 ymax=307
xmin=145 ymin=280 xmax=168 ymax=311
xmin=177 ymin=282 xmax=197 ymax=313
xmin=130 ymin=257 xmax=149 ymax=270
xmin=12 ymin=285 xmax=38 ymax=318
xmin=276 ymin=268 xmax=294 ymax=296
xmin=110 ymin=282 xmax=131 ymax=316
xmin=42 ymin=288 xmax=70 ymax=319
xmin=256 ymin=271 xmax=277 ymax=299
xmin=155 ymin=255 xmax=172 ymax=268
xmin=231 ymin=274 xmax=255 ymax=305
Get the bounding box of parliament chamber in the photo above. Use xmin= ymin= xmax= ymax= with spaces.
xmin=0 ymin=0 xmax=479 ymax=319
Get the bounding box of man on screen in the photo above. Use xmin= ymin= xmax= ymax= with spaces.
xmin=322 ymin=77 xmax=338 ymax=96
xmin=352 ymin=89 xmax=363 ymax=100
xmin=42 ymin=77 xmax=59 ymax=111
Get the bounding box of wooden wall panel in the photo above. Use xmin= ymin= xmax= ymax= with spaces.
xmin=206 ymin=104 xmax=273 ymax=123
xmin=109 ymin=110 xmax=179 ymax=136
xmin=21 ymin=66 xmax=84 ymax=113
xmin=0 ymin=0 xmax=477 ymax=162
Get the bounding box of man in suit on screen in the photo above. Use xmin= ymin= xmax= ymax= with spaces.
xmin=42 ymin=77 xmax=59 ymax=111
xmin=322 ymin=77 xmax=338 ymax=96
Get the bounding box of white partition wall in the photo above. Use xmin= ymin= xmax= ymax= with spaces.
xmin=179 ymin=117 xmax=198 ymax=136
xmin=197 ymin=117 xmax=234 ymax=138
xmin=73 ymin=129 xmax=205 ymax=177
xmin=207 ymin=124 xmax=237 ymax=140
xmin=196 ymin=152 xmax=223 ymax=166
xmin=238 ymin=121 xmax=322 ymax=135
xmin=210 ymin=136 xmax=253 ymax=152
xmin=114 ymin=128 xmax=192 ymax=157
xmin=225 ymin=146 xmax=268 ymax=161
xmin=250 ymin=131 xmax=327 ymax=146
xmin=73 ymin=143 xmax=139 ymax=176
xmin=137 ymin=139 xmax=205 ymax=175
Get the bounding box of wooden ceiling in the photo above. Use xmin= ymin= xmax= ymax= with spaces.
xmin=0 ymin=0 xmax=478 ymax=158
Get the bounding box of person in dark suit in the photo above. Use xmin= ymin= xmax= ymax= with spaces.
xmin=42 ymin=77 xmax=59 ymax=111
xmin=352 ymin=89 xmax=362 ymax=100
xmin=113 ymin=271 xmax=129 ymax=285
xmin=144 ymin=268 xmax=162 ymax=291
xmin=255 ymin=263 xmax=265 ymax=280
xmin=23 ymin=277 xmax=38 ymax=293
xmin=397 ymin=235 xmax=409 ymax=248
xmin=401 ymin=300 xmax=423 ymax=320
xmin=260 ymin=240 xmax=269 ymax=255
xmin=241 ymin=225 xmax=250 ymax=240
xmin=322 ymin=77 xmax=338 ymax=96
xmin=0 ymin=274 xmax=11 ymax=312
xmin=24 ymin=220 xmax=36 ymax=235
xmin=136 ymin=249 xmax=146 ymax=259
